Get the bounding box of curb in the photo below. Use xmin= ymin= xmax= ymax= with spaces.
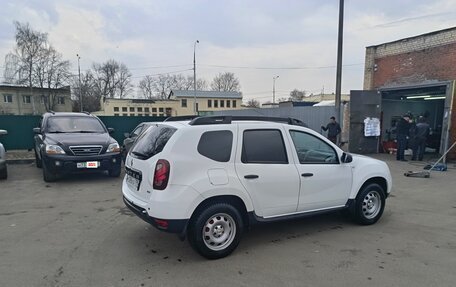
xmin=6 ymin=159 xmax=35 ymax=164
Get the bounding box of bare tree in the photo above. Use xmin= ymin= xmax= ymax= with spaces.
xmin=71 ymin=70 xmax=101 ymax=112
xmin=289 ymin=89 xmax=306 ymax=101
xmin=246 ymin=99 xmax=260 ymax=108
xmin=138 ymin=75 xmax=155 ymax=99
xmin=185 ymin=75 xmax=208 ymax=90
xmin=92 ymin=59 xmax=132 ymax=99
xmin=210 ymin=72 xmax=240 ymax=92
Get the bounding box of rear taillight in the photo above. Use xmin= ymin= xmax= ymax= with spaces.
xmin=153 ymin=159 xmax=170 ymax=190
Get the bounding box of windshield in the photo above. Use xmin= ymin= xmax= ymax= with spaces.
xmin=46 ymin=117 xmax=106 ymax=133
xmin=130 ymin=125 xmax=176 ymax=159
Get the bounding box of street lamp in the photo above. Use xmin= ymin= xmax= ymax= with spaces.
xmin=193 ymin=40 xmax=199 ymax=115
xmin=273 ymin=75 xmax=279 ymax=105
xmin=77 ymin=54 xmax=82 ymax=112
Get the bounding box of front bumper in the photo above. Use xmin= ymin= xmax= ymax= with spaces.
xmin=123 ymin=196 xmax=188 ymax=234
xmin=43 ymin=152 xmax=121 ymax=173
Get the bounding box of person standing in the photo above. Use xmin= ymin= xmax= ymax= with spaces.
xmin=396 ymin=114 xmax=411 ymax=161
xmin=321 ymin=116 xmax=341 ymax=144
xmin=412 ymin=116 xmax=430 ymax=161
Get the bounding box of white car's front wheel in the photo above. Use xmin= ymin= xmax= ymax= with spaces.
xmin=188 ymin=203 xmax=244 ymax=259
xmin=354 ymin=183 xmax=386 ymax=225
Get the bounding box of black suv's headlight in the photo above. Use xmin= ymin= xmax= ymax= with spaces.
xmin=107 ymin=142 xmax=121 ymax=153
xmin=45 ymin=144 xmax=66 ymax=155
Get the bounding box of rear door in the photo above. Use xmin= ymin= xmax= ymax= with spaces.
xmin=235 ymin=124 xmax=300 ymax=218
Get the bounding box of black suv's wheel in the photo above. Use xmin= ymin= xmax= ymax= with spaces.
xmin=42 ymin=160 xmax=57 ymax=182
xmin=0 ymin=166 xmax=7 ymax=180
xmin=35 ymin=150 xmax=42 ymax=168
xmin=353 ymin=183 xmax=386 ymax=225
xmin=188 ymin=203 xmax=244 ymax=259
xmin=108 ymin=167 xmax=121 ymax=177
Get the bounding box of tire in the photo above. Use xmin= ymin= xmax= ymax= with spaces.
xmin=108 ymin=167 xmax=121 ymax=177
xmin=187 ymin=203 xmax=244 ymax=259
xmin=0 ymin=166 xmax=7 ymax=180
xmin=42 ymin=160 xmax=57 ymax=182
xmin=35 ymin=150 xmax=42 ymax=168
xmin=353 ymin=183 xmax=386 ymax=225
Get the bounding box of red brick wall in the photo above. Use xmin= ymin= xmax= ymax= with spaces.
xmin=373 ymin=42 xmax=456 ymax=88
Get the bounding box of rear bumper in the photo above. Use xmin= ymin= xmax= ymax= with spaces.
xmin=43 ymin=153 xmax=121 ymax=173
xmin=123 ymin=196 xmax=188 ymax=234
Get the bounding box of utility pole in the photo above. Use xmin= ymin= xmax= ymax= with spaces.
xmin=273 ymin=76 xmax=279 ymax=105
xmin=193 ymin=40 xmax=199 ymax=115
xmin=335 ymin=0 xmax=344 ymax=124
xmin=77 ymin=54 xmax=82 ymax=112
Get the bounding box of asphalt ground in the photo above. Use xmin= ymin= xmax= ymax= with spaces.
xmin=0 ymin=155 xmax=455 ymax=287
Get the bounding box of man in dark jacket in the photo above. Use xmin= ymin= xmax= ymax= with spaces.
xmin=412 ymin=116 xmax=430 ymax=161
xmin=396 ymin=114 xmax=411 ymax=161
xmin=321 ymin=116 xmax=341 ymax=144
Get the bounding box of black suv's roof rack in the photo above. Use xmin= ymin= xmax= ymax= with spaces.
xmin=164 ymin=115 xmax=199 ymax=122
xmin=188 ymin=116 xmax=307 ymax=127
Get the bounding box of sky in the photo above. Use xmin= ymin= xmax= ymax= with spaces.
xmin=1 ymin=0 xmax=456 ymax=103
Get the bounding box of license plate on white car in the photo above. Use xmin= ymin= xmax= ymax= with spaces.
xmin=126 ymin=174 xmax=140 ymax=190
xmin=77 ymin=161 xmax=99 ymax=169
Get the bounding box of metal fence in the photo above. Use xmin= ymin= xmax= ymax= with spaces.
xmin=212 ymin=106 xmax=337 ymax=132
xmin=0 ymin=115 xmax=166 ymax=150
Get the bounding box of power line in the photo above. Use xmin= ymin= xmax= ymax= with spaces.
xmin=199 ymin=63 xmax=363 ymax=70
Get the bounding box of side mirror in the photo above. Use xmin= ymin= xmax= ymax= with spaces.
xmin=341 ymin=152 xmax=353 ymax=163
xmin=33 ymin=128 xmax=41 ymax=134
xmin=0 ymin=129 xmax=7 ymax=136
xmin=108 ymin=128 xmax=115 ymax=134
xmin=124 ymin=132 xmax=130 ymax=138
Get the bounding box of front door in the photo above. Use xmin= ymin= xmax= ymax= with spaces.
xmin=235 ymin=126 xmax=300 ymax=218
xmin=286 ymin=129 xmax=353 ymax=211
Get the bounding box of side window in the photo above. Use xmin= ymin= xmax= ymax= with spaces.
xmin=242 ymin=129 xmax=288 ymax=164
xmin=198 ymin=130 xmax=233 ymax=162
xmin=289 ymin=130 xmax=339 ymax=164
xmin=131 ymin=125 xmax=143 ymax=137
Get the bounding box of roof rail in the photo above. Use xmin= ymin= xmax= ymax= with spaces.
xmin=164 ymin=115 xmax=199 ymax=122
xmin=188 ymin=116 xmax=307 ymax=127
xmin=82 ymin=111 xmax=91 ymax=115
xmin=47 ymin=110 xmax=56 ymax=115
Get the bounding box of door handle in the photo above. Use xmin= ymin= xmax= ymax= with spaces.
xmin=301 ymin=173 xmax=314 ymax=177
xmin=244 ymin=174 xmax=259 ymax=179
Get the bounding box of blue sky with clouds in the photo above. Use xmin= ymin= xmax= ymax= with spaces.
xmin=1 ymin=0 xmax=456 ymax=102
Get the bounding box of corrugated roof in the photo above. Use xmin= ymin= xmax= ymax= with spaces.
xmin=171 ymin=90 xmax=242 ymax=99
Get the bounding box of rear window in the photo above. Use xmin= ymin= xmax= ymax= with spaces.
xmin=198 ymin=130 xmax=233 ymax=162
xmin=130 ymin=125 xmax=176 ymax=159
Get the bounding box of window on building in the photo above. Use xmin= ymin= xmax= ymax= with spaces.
xmin=152 ymin=108 xmax=157 ymax=113
xmin=208 ymin=99 xmax=212 ymax=108
xmin=152 ymin=113 xmax=157 ymax=116
xmin=233 ymin=100 xmax=237 ymax=108
xmin=241 ymin=130 xmax=288 ymax=164
xmin=130 ymin=113 xmax=135 ymax=117
xmin=214 ymin=100 xmax=218 ymax=108
xmin=220 ymin=100 xmax=225 ymax=108
xmin=122 ymin=107 xmax=128 ymax=112
xmin=166 ymin=108 xmax=172 ymax=116
xmin=114 ymin=113 xmax=119 ymax=116
xmin=122 ymin=113 xmax=128 ymax=116
xmin=138 ymin=107 xmax=143 ymax=112
xmin=196 ymin=103 xmax=199 ymax=112
xmin=23 ymin=95 xmax=31 ymax=104
xmin=3 ymin=94 xmax=13 ymax=103
xmin=227 ymin=100 xmax=231 ymax=108
xmin=181 ymin=99 xmax=187 ymax=108
xmin=130 ymin=107 xmax=135 ymax=112
xmin=114 ymin=107 xmax=119 ymax=112
xmin=145 ymin=107 xmax=150 ymax=113
xmin=159 ymin=107 xmax=164 ymax=113
xmin=57 ymin=97 xmax=65 ymax=105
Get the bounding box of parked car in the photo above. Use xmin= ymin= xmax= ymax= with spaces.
xmin=122 ymin=116 xmax=392 ymax=259
xmin=0 ymin=129 xmax=8 ymax=180
xmin=122 ymin=122 xmax=155 ymax=162
xmin=33 ymin=112 xmax=122 ymax=182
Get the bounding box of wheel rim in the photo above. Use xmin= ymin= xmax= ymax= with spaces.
xmin=362 ymin=190 xmax=382 ymax=219
xmin=202 ymin=213 xmax=236 ymax=251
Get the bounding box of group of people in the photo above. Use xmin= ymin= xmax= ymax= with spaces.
xmin=395 ymin=114 xmax=431 ymax=161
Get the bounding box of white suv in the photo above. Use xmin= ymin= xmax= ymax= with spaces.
xmin=122 ymin=116 xmax=392 ymax=259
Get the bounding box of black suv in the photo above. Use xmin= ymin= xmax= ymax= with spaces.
xmin=33 ymin=112 xmax=122 ymax=182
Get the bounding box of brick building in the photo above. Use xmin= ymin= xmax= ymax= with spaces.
xmin=352 ymin=27 xmax=456 ymax=160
